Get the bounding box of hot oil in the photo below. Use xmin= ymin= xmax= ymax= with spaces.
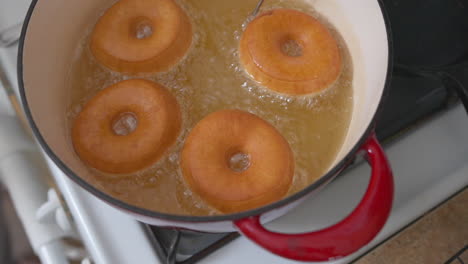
xmin=67 ymin=0 xmax=353 ymax=216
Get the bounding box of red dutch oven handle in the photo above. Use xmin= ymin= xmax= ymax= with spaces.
xmin=234 ymin=133 xmax=394 ymax=262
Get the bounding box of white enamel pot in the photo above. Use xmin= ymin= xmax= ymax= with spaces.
xmin=18 ymin=0 xmax=393 ymax=261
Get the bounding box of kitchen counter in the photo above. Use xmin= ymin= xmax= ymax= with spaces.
xmin=355 ymin=188 xmax=468 ymax=264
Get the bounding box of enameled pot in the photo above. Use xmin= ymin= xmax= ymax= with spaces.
xmin=18 ymin=0 xmax=393 ymax=261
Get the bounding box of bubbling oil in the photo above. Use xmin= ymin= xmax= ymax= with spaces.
xmin=67 ymin=0 xmax=353 ymax=216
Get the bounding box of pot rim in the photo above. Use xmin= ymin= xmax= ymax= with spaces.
xmin=17 ymin=0 xmax=393 ymax=223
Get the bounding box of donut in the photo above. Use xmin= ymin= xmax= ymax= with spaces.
xmin=239 ymin=9 xmax=342 ymax=95
xmin=72 ymin=79 xmax=181 ymax=174
xmin=180 ymin=110 xmax=294 ymax=213
xmin=90 ymin=0 xmax=192 ymax=74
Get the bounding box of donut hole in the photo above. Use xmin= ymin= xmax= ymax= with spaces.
xmin=131 ymin=17 xmax=154 ymax=40
xmin=112 ymin=112 xmax=138 ymax=136
xmin=228 ymin=152 xmax=251 ymax=173
xmin=281 ymin=38 xmax=303 ymax=57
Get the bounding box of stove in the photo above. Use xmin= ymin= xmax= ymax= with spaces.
xmin=1 ymin=1 xmax=468 ymax=264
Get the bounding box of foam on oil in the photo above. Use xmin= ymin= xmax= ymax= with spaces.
xmin=67 ymin=0 xmax=353 ymax=215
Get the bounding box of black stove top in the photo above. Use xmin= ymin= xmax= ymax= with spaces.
xmin=145 ymin=1 xmax=468 ymax=263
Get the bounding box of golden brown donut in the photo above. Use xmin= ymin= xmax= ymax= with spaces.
xmin=180 ymin=110 xmax=294 ymax=213
xmin=72 ymin=79 xmax=181 ymax=174
xmin=239 ymin=9 xmax=342 ymax=95
xmin=90 ymin=0 xmax=192 ymax=74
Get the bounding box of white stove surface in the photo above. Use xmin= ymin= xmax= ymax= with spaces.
xmin=2 ymin=1 xmax=468 ymax=263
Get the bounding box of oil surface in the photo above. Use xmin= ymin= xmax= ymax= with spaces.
xmin=67 ymin=0 xmax=354 ymax=215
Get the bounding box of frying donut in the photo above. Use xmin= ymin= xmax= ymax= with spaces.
xmin=240 ymin=9 xmax=342 ymax=95
xmin=72 ymin=79 xmax=181 ymax=174
xmin=90 ymin=0 xmax=192 ymax=74
xmin=180 ymin=110 xmax=294 ymax=213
